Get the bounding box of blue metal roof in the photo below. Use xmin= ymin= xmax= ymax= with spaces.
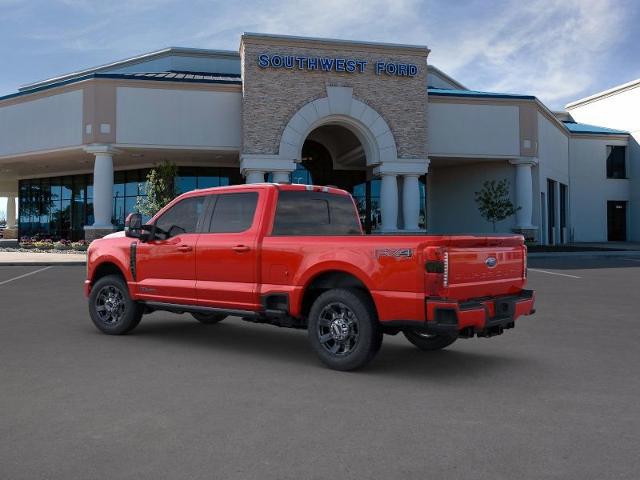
xmin=562 ymin=121 xmax=628 ymax=135
xmin=428 ymin=87 xmax=536 ymax=100
xmin=0 ymin=71 xmax=242 ymax=102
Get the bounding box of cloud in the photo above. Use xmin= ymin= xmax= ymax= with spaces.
xmin=423 ymin=0 xmax=632 ymax=107
xmin=2 ymin=0 xmax=636 ymax=108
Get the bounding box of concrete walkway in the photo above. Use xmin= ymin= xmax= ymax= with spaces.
xmin=0 ymin=251 xmax=86 ymax=266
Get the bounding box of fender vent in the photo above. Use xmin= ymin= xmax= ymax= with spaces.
xmin=129 ymin=243 xmax=137 ymax=281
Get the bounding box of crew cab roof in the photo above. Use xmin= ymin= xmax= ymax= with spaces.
xmin=178 ymin=183 xmax=352 ymax=198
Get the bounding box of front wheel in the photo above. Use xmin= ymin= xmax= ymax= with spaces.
xmin=403 ymin=330 xmax=457 ymax=351
xmin=308 ymin=289 xmax=382 ymax=371
xmin=89 ymin=274 xmax=143 ymax=335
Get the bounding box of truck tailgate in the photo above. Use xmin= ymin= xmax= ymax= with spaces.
xmin=435 ymin=237 xmax=527 ymax=300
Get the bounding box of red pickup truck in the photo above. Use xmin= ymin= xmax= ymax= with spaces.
xmin=85 ymin=183 xmax=535 ymax=370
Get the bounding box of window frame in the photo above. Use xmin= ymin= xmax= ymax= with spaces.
xmin=606 ymin=145 xmax=627 ymax=179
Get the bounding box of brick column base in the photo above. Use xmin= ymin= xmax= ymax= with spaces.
xmin=2 ymin=228 xmax=18 ymax=239
xmin=84 ymin=227 xmax=115 ymax=242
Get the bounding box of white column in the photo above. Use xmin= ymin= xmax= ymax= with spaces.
xmin=272 ymin=171 xmax=290 ymax=184
xmin=509 ymin=158 xmax=538 ymax=229
xmin=245 ymin=170 xmax=265 ymax=184
xmin=379 ymin=173 xmax=399 ymax=232
xmin=6 ymin=195 xmax=16 ymax=229
xmin=402 ymin=174 xmax=421 ymax=232
xmin=85 ymin=145 xmax=117 ymax=229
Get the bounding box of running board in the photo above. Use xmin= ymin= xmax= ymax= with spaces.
xmin=143 ymin=301 xmax=259 ymax=319
xmin=143 ymin=301 xmax=302 ymax=328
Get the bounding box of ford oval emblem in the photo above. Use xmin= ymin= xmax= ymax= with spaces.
xmin=485 ymin=257 xmax=498 ymax=268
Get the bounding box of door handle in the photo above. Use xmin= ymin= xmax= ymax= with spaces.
xmin=177 ymin=245 xmax=193 ymax=252
xmin=232 ymin=245 xmax=250 ymax=253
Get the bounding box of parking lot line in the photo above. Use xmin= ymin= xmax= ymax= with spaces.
xmin=528 ymin=268 xmax=581 ymax=279
xmin=0 ymin=266 xmax=52 ymax=286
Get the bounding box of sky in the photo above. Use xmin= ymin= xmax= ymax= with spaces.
xmin=1 ymin=0 xmax=639 ymax=216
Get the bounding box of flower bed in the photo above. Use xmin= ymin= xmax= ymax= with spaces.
xmin=2 ymin=236 xmax=91 ymax=254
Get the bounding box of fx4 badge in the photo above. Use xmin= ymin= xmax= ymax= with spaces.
xmin=375 ymin=248 xmax=414 ymax=259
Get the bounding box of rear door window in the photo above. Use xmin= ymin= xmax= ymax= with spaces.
xmin=208 ymin=192 xmax=258 ymax=233
xmin=272 ymin=191 xmax=361 ymax=235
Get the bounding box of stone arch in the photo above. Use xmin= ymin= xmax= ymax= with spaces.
xmin=278 ymin=86 xmax=398 ymax=166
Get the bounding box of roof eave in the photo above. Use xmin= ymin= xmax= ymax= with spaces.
xmin=19 ymin=47 xmax=240 ymax=92
xmin=565 ymin=78 xmax=640 ymax=109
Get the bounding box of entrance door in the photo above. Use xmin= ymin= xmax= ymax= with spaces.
xmin=540 ymin=193 xmax=547 ymax=244
xmin=607 ymin=201 xmax=627 ymax=241
xmin=547 ymin=179 xmax=556 ymax=244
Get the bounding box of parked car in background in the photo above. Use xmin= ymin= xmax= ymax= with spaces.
xmin=85 ymin=184 xmax=535 ymax=370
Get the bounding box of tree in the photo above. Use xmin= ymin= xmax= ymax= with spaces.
xmin=474 ymin=179 xmax=520 ymax=232
xmin=136 ymin=161 xmax=178 ymax=217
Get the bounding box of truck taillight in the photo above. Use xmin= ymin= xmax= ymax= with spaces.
xmin=443 ymin=251 xmax=449 ymax=287
xmin=523 ymin=245 xmax=528 ymax=279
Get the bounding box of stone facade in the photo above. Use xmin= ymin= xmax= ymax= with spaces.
xmin=240 ymin=34 xmax=429 ymax=161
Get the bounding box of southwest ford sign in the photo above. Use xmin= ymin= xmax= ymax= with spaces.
xmin=257 ymin=54 xmax=418 ymax=77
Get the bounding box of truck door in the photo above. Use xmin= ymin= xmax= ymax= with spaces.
xmin=135 ymin=195 xmax=207 ymax=304
xmin=195 ymin=191 xmax=261 ymax=310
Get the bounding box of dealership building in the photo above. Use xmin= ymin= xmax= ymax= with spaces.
xmin=0 ymin=33 xmax=636 ymax=243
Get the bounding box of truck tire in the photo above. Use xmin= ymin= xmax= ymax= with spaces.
xmin=403 ymin=330 xmax=457 ymax=351
xmin=191 ymin=312 xmax=227 ymax=324
xmin=89 ymin=274 xmax=144 ymax=335
xmin=308 ymin=288 xmax=382 ymax=371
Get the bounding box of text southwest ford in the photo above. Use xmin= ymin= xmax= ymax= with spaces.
xmin=84 ymin=183 xmax=535 ymax=370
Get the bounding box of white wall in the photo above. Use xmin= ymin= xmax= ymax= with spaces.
xmin=116 ymin=87 xmax=242 ymax=149
xmin=428 ymin=103 xmax=520 ymax=157
xmin=536 ymin=113 xmax=570 ymax=243
xmin=568 ymin=137 xmax=630 ymax=242
xmin=429 ymin=161 xmax=517 ymax=234
xmin=0 ymin=90 xmax=83 ymax=156
xmin=568 ymin=85 xmax=639 ymax=241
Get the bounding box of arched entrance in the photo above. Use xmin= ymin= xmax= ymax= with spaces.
xmin=251 ymin=86 xmax=429 ymax=232
xmin=296 ymin=124 xmax=381 ymax=233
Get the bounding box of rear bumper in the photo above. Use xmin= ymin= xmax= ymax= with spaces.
xmin=423 ymin=289 xmax=535 ymax=337
xmin=381 ymin=290 xmax=535 ymax=337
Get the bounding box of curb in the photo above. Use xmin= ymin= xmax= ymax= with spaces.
xmin=528 ymin=251 xmax=640 ymax=258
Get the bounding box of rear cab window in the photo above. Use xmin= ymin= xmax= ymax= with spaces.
xmin=272 ymin=190 xmax=361 ymax=235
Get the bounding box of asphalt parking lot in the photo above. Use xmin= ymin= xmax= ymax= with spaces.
xmin=1 ymin=258 xmax=639 ymax=479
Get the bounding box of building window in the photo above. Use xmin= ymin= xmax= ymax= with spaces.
xmin=606 ymin=146 xmax=626 ymax=179
xmin=18 ymin=166 xmax=243 ymax=241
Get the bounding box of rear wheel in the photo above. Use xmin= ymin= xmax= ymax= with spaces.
xmin=308 ymin=289 xmax=382 ymax=371
xmin=89 ymin=274 xmax=143 ymax=335
xmin=191 ymin=312 xmax=227 ymax=324
xmin=403 ymin=330 xmax=457 ymax=351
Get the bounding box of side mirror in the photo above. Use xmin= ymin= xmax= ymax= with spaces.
xmin=125 ymin=213 xmax=143 ymax=238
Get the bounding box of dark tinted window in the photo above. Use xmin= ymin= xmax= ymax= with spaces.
xmin=209 ymin=192 xmax=258 ymax=233
xmin=607 ymin=146 xmax=626 ymax=179
xmin=155 ymin=196 xmax=205 ymax=237
xmin=272 ymin=191 xmax=361 ymax=235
